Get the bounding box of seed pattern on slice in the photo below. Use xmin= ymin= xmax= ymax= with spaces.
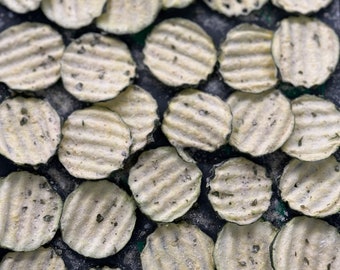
xmin=272 ymin=216 xmax=340 ymax=270
xmin=0 ymin=247 xmax=66 ymax=270
xmin=219 ymin=23 xmax=278 ymax=93
xmin=0 ymin=22 xmax=64 ymax=91
xmin=58 ymin=106 xmax=131 ymax=180
xmin=0 ymin=97 xmax=61 ymax=165
xmin=128 ymin=147 xmax=201 ymax=222
xmin=61 ymin=180 xmax=136 ymax=258
xmin=272 ymin=16 xmax=339 ymax=88
xmin=141 ymin=223 xmax=215 ymax=270
xmin=61 ymin=33 xmax=136 ymax=102
xmin=143 ymin=18 xmax=217 ymax=87
xmin=208 ymin=157 xmax=272 ymax=225
xmin=227 ymin=89 xmax=294 ymax=156
xmin=0 ymin=0 xmax=41 ymax=13
xmin=271 ymin=0 xmax=333 ymax=14
xmin=162 ymin=89 xmax=232 ymax=152
xmin=162 ymin=0 xmax=195 ymax=9
xmin=279 ymin=156 xmax=340 ymax=217
xmin=203 ymin=0 xmax=268 ymax=16
xmin=96 ymin=0 xmax=161 ymax=35
xmin=214 ymin=220 xmax=277 ymax=270
xmin=281 ymin=95 xmax=340 ymax=161
xmin=98 ymin=85 xmax=158 ymax=153
xmin=41 ymin=0 xmax=106 ymax=29
xmin=0 ymin=171 xmax=63 ymax=251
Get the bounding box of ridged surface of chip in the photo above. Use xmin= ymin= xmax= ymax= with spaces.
xmin=227 ymin=89 xmax=294 ymax=156
xmin=272 ymin=16 xmax=339 ymax=88
xmin=0 ymin=22 xmax=64 ymax=91
xmin=214 ymin=220 xmax=277 ymax=270
xmin=203 ymin=0 xmax=268 ymax=16
xmin=58 ymin=106 xmax=131 ymax=180
xmin=0 ymin=247 xmax=66 ymax=270
xmin=61 ymin=180 xmax=136 ymax=258
xmin=96 ymin=0 xmax=161 ymax=35
xmin=279 ymin=156 xmax=340 ymax=217
xmin=219 ymin=23 xmax=278 ymax=93
xmin=143 ymin=18 xmax=216 ymax=86
xmin=272 ymin=216 xmax=340 ymax=270
xmin=271 ymin=0 xmax=333 ymax=14
xmin=162 ymin=89 xmax=232 ymax=152
xmin=208 ymin=157 xmax=272 ymax=225
xmin=0 ymin=171 xmax=63 ymax=251
xmin=61 ymin=33 xmax=136 ymax=102
xmin=162 ymin=0 xmax=195 ymax=9
xmin=141 ymin=223 xmax=215 ymax=270
xmin=0 ymin=97 xmax=61 ymax=165
xmin=0 ymin=0 xmax=41 ymax=13
xmin=98 ymin=85 xmax=158 ymax=153
xmin=128 ymin=147 xmax=201 ymax=222
xmin=281 ymin=95 xmax=340 ymax=161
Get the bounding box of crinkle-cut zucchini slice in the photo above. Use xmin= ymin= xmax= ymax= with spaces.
xmin=141 ymin=223 xmax=215 ymax=270
xmin=162 ymin=0 xmax=195 ymax=9
xmin=0 ymin=22 xmax=64 ymax=91
xmin=219 ymin=23 xmax=278 ymax=93
xmin=214 ymin=220 xmax=277 ymax=270
xmin=271 ymin=0 xmax=333 ymax=14
xmin=128 ymin=146 xmax=201 ymax=222
xmin=162 ymin=89 xmax=232 ymax=152
xmin=0 ymin=171 xmax=63 ymax=251
xmin=58 ymin=106 xmax=132 ymax=180
xmin=272 ymin=16 xmax=339 ymax=88
xmin=0 ymin=97 xmax=61 ymax=165
xmin=281 ymin=94 xmax=340 ymax=161
xmin=143 ymin=18 xmax=216 ymax=87
xmin=96 ymin=0 xmax=161 ymax=35
xmin=61 ymin=180 xmax=136 ymax=258
xmin=97 ymin=85 xmax=158 ymax=153
xmin=272 ymin=216 xmax=340 ymax=270
xmin=279 ymin=156 xmax=340 ymax=217
xmin=0 ymin=0 xmax=41 ymax=13
xmin=208 ymin=157 xmax=272 ymax=225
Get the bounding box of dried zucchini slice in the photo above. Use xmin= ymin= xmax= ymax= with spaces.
xmin=227 ymin=89 xmax=294 ymax=156
xmin=0 ymin=0 xmax=41 ymax=13
xmin=128 ymin=146 xmax=201 ymax=222
xmin=208 ymin=157 xmax=272 ymax=225
xmin=58 ymin=106 xmax=131 ymax=180
xmin=271 ymin=0 xmax=333 ymax=14
xmin=214 ymin=220 xmax=277 ymax=270
xmin=0 ymin=171 xmax=63 ymax=251
xmin=272 ymin=216 xmax=340 ymax=270
xmin=0 ymin=97 xmax=61 ymax=165
xmin=279 ymin=156 xmax=340 ymax=217
xmin=61 ymin=180 xmax=136 ymax=258
xmin=0 ymin=22 xmax=64 ymax=91
xmin=98 ymin=85 xmax=159 ymax=153
xmin=203 ymin=0 xmax=268 ymax=16
xmin=219 ymin=23 xmax=278 ymax=93
xmin=143 ymin=18 xmax=216 ymax=87
xmin=141 ymin=223 xmax=215 ymax=270
xmin=281 ymin=95 xmax=340 ymax=161
xmin=61 ymin=33 xmax=136 ymax=102
xmin=162 ymin=89 xmax=232 ymax=152
xmin=162 ymin=0 xmax=195 ymax=9
xmin=272 ymin=16 xmax=339 ymax=88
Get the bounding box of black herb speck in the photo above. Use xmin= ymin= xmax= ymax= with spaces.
xmin=75 ymin=82 xmax=83 ymax=91
xmin=239 ymin=261 xmax=247 ymax=267
xmin=251 ymin=199 xmax=257 ymax=206
xmin=43 ymin=215 xmax=54 ymax=222
xmin=252 ymin=245 xmax=260 ymax=253
xmin=303 ymin=257 xmax=309 ymax=265
xmin=20 ymin=117 xmax=28 ymax=126
xmin=96 ymin=214 xmax=104 ymax=223
xmin=298 ymin=137 xmax=303 ymax=147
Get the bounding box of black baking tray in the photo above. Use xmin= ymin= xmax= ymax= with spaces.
xmin=0 ymin=1 xmax=339 ymax=269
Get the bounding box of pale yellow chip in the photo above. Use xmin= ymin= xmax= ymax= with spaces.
xmin=162 ymin=0 xmax=195 ymax=9
xmin=203 ymin=0 xmax=268 ymax=16
xmin=272 ymin=0 xmax=333 ymax=14
xmin=0 ymin=0 xmax=41 ymax=13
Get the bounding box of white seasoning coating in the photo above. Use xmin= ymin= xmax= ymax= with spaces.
xmin=0 ymin=0 xmax=41 ymax=13
xmin=203 ymin=0 xmax=268 ymax=16
xmin=271 ymin=0 xmax=333 ymax=14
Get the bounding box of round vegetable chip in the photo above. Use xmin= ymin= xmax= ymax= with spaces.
xmin=0 ymin=0 xmax=41 ymax=13
xmin=0 ymin=247 xmax=66 ymax=270
xmin=203 ymin=0 xmax=268 ymax=16
xmin=128 ymin=146 xmax=202 ymax=222
xmin=162 ymin=0 xmax=195 ymax=9
xmin=61 ymin=33 xmax=136 ymax=102
xmin=0 ymin=171 xmax=63 ymax=251
xmin=141 ymin=223 xmax=215 ymax=270
xmin=61 ymin=180 xmax=136 ymax=258
xmin=96 ymin=0 xmax=161 ymax=35
xmin=0 ymin=97 xmax=61 ymax=165
xmin=143 ymin=18 xmax=216 ymax=87
xmin=272 ymin=16 xmax=339 ymax=88
xmin=227 ymin=89 xmax=294 ymax=156
xmin=279 ymin=156 xmax=340 ymax=217
xmin=162 ymin=89 xmax=232 ymax=152
xmin=272 ymin=0 xmax=333 ymax=14
xmin=214 ymin=220 xmax=277 ymax=270
xmin=208 ymin=157 xmax=272 ymax=225
xmin=272 ymin=216 xmax=340 ymax=270
xmin=0 ymin=22 xmax=64 ymax=91
xmin=219 ymin=23 xmax=278 ymax=93
xmin=281 ymin=95 xmax=340 ymax=161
